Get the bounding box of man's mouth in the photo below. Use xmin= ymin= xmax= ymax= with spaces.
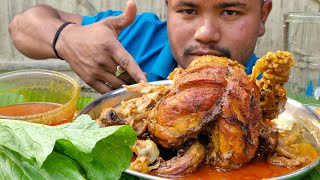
xmin=184 ymin=46 xmax=231 ymax=59
xmin=189 ymin=50 xmax=225 ymax=57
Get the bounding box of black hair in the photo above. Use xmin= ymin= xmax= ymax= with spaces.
xmin=166 ymin=0 xmax=265 ymax=4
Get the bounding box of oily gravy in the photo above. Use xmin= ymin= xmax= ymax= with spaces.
xmin=0 ymin=102 xmax=73 ymax=125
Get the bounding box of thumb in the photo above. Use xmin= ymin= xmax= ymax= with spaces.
xmin=101 ymin=0 xmax=137 ymax=31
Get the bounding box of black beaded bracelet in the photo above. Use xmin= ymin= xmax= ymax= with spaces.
xmin=52 ymin=22 xmax=75 ymax=60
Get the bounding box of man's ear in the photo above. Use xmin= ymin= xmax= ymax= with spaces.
xmin=258 ymin=0 xmax=272 ymax=37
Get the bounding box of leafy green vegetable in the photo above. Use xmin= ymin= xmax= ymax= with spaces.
xmin=77 ymin=96 xmax=95 ymax=110
xmin=0 ymin=146 xmax=85 ymax=180
xmin=0 ymin=115 xmax=137 ymax=180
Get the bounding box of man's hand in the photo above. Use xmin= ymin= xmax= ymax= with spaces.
xmin=57 ymin=1 xmax=147 ymax=94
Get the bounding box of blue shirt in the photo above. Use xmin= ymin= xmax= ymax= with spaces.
xmin=82 ymin=10 xmax=259 ymax=81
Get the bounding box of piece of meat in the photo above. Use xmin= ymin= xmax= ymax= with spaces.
xmin=156 ymin=140 xmax=206 ymax=176
xmin=206 ymin=60 xmax=262 ymax=170
xmin=250 ymin=51 xmax=295 ymax=120
xmin=123 ymin=82 xmax=169 ymax=94
xmin=149 ymin=55 xmax=262 ymax=170
xmin=130 ymin=139 xmax=161 ymax=173
xmin=97 ymin=51 xmax=297 ymax=175
xmin=267 ymin=124 xmax=314 ymax=167
xmin=255 ymin=120 xmax=279 ymax=158
xmin=97 ymin=83 xmax=169 ymax=136
xmin=148 ymin=56 xmax=231 ymax=148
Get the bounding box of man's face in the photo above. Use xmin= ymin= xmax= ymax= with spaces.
xmin=167 ymin=0 xmax=272 ymax=68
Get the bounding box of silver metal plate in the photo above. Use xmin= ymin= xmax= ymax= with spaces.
xmin=79 ymin=80 xmax=320 ymax=180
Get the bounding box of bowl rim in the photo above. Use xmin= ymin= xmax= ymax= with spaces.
xmin=0 ymin=69 xmax=80 ymax=121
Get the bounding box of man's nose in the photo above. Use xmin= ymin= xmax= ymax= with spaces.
xmin=194 ymin=19 xmax=221 ymax=44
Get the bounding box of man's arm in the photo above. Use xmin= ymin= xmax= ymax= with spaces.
xmin=8 ymin=1 xmax=147 ymax=94
xmin=9 ymin=4 xmax=82 ymax=59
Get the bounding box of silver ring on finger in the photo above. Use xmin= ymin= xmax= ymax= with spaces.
xmin=115 ymin=65 xmax=126 ymax=77
xmin=105 ymin=82 xmax=113 ymax=88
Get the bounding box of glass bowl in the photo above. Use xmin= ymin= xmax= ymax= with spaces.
xmin=0 ymin=69 xmax=80 ymax=125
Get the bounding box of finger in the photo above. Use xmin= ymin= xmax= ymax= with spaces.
xmin=99 ymin=71 xmax=127 ymax=89
xmin=83 ymin=69 xmax=127 ymax=94
xmin=90 ymin=80 xmax=114 ymax=94
xmin=123 ymin=0 xmax=137 ymax=27
xmin=114 ymin=71 xmax=136 ymax=85
xmin=100 ymin=0 xmax=137 ymax=32
xmin=90 ymin=58 xmax=135 ymax=87
xmin=110 ymin=41 xmax=147 ymax=83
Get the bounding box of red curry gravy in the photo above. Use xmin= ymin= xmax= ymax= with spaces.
xmin=153 ymin=145 xmax=319 ymax=179
xmin=149 ymin=160 xmax=313 ymax=179
xmin=0 ymin=103 xmax=73 ymax=125
xmin=175 ymin=161 xmax=300 ymax=180
xmin=0 ymin=103 xmax=59 ymax=116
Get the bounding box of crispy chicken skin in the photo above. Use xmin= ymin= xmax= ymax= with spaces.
xmin=97 ymin=51 xmax=300 ymax=175
xmin=205 ymin=57 xmax=262 ymax=170
xmin=148 ymin=56 xmax=230 ymax=148
xmin=149 ymin=56 xmax=262 ymax=169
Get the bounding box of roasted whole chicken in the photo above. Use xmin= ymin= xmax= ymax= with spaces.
xmin=97 ymin=51 xmax=301 ymax=176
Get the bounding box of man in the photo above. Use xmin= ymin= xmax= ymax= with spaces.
xmin=9 ymin=0 xmax=272 ymax=94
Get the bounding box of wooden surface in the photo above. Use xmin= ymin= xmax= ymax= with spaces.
xmin=256 ymin=0 xmax=320 ymax=55
xmin=1 ymin=0 xmax=319 ymax=75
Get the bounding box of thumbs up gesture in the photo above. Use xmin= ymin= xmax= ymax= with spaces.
xmin=57 ymin=1 xmax=147 ymax=94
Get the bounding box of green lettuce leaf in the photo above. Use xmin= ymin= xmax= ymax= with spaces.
xmin=0 ymin=146 xmax=85 ymax=180
xmin=0 ymin=115 xmax=137 ymax=180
